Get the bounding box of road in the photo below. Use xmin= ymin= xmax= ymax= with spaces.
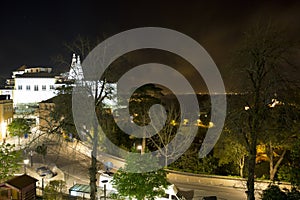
xmin=24 ymin=135 xmax=261 ymax=200
xmin=174 ymin=181 xmax=261 ymax=200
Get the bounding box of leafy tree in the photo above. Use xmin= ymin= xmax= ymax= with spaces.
xmin=168 ymin=150 xmax=200 ymax=173
xmin=129 ymin=84 xmax=164 ymax=154
xmin=98 ymin=109 xmax=133 ymax=157
xmin=288 ymin=139 xmax=300 ymax=188
xmin=43 ymin=180 xmax=66 ymax=200
xmin=278 ymin=138 xmax=300 ymax=189
xmin=49 ymin=94 xmax=78 ymax=139
xmin=0 ymin=143 xmax=21 ymax=182
xmin=112 ymin=151 xmax=169 ymax=200
xmin=261 ymin=103 xmax=300 ymax=181
xmin=7 ymin=118 xmax=30 ymax=145
xmin=214 ymin=128 xmax=247 ymax=177
xmin=36 ymin=143 xmax=47 ymax=164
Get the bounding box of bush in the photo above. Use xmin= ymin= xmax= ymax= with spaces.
xmin=286 ymin=188 xmax=300 ymax=200
xmin=43 ymin=180 xmax=66 ymax=200
xmin=261 ymin=185 xmax=287 ymax=200
xmin=261 ymin=185 xmax=300 ymax=200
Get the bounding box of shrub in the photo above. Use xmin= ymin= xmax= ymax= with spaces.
xmin=286 ymin=188 xmax=300 ymax=200
xmin=261 ymin=185 xmax=287 ymax=200
xmin=261 ymin=185 xmax=300 ymax=200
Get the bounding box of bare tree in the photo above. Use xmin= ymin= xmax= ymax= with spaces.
xmin=53 ymin=35 xmax=117 ymax=200
xmin=232 ymin=23 xmax=298 ymax=200
xmin=148 ymin=104 xmax=196 ymax=166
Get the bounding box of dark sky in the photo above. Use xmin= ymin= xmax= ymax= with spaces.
xmin=1 ymin=0 xmax=299 ymax=91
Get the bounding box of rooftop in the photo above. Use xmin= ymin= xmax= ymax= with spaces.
xmin=15 ymin=72 xmax=58 ymax=78
xmin=69 ymin=184 xmax=90 ymax=194
xmin=3 ymin=174 xmax=38 ymax=190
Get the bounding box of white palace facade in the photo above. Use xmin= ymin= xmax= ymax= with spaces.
xmin=0 ymin=53 xmax=117 ymax=112
xmin=1 ymin=66 xmax=62 ymax=107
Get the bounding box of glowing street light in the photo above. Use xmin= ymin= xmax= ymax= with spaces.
xmin=136 ymin=145 xmax=142 ymax=154
xmin=23 ymin=158 xmax=30 ymax=174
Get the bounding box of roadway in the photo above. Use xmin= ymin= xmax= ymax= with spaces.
xmin=45 ymin=139 xmax=261 ymax=199
xmin=12 ymin=135 xmax=261 ymax=199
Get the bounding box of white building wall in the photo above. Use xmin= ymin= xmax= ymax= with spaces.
xmin=13 ymin=77 xmax=57 ymax=105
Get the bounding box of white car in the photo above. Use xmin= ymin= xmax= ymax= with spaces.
xmin=155 ymin=184 xmax=186 ymax=200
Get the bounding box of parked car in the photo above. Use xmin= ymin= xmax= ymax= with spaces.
xmin=36 ymin=166 xmax=55 ymax=178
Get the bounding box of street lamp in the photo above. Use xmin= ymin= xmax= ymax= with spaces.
xmin=136 ymin=145 xmax=142 ymax=154
xmin=101 ymin=180 xmax=108 ymax=200
xmin=30 ymin=150 xmax=33 ymax=167
xmin=23 ymin=158 xmax=29 ymax=174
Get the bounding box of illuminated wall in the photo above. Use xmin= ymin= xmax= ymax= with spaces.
xmin=0 ymin=97 xmax=13 ymax=141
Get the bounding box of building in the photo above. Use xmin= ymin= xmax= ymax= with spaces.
xmin=0 ymin=174 xmax=38 ymax=200
xmin=0 ymin=66 xmax=67 ymax=124
xmin=68 ymin=53 xmax=84 ymax=80
xmin=0 ymin=66 xmax=66 ymax=108
xmin=0 ymin=95 xmax=13 ymax=142
xmin=13 ymin=67 xmax=59 ymax=106
xmin=69 ymin=53 xmax=118 ymax=110
xmin=69 ymin=184 xmax=91 ymax=199
xmin=38 ymin=94 xmax=71 ymax=134
xmin=0 ymin=54 xmax=118 ymax=130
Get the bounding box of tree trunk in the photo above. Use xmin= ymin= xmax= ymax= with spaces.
xmin=90 ymin=153 xmax=97 ymax=200
xmin=247 ymin=147 xmax=256 ymax=200
xmin=269 ymin=142 xmax=274 ymax=181
xmin=142 ymin=137 xmax=146 ymax=154
xmin=239 ymin=155 xmax=245 ymax=178
xmin=270 ymin=149 xmax=287 ymax=181
xmin=90 ymin=124 xmax=98 ymax=200
xmin=246 ymin=112 xmax=259 ymax=200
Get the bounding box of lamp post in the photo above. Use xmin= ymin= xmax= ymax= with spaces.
xmin=101 ymin=180 xmax=108 ymax=200
xmin=30 ymin=150 xmax=33 ymax=167
xmin=41 ymin=177 xmax=44 ymax=196
xmin=23 ymin=158 xmax=29 ymax=174
xmin=137 ymin=145 xmax=142 ymax=154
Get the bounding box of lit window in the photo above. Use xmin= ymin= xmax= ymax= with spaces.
xmin=26 ymin=85 xmax=31 ymax=90
xmin=34 ymin=85 xmax=38 ymax=91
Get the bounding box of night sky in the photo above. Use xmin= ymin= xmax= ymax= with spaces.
xmin=1 ymin=0 xmax=299 ymax=91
